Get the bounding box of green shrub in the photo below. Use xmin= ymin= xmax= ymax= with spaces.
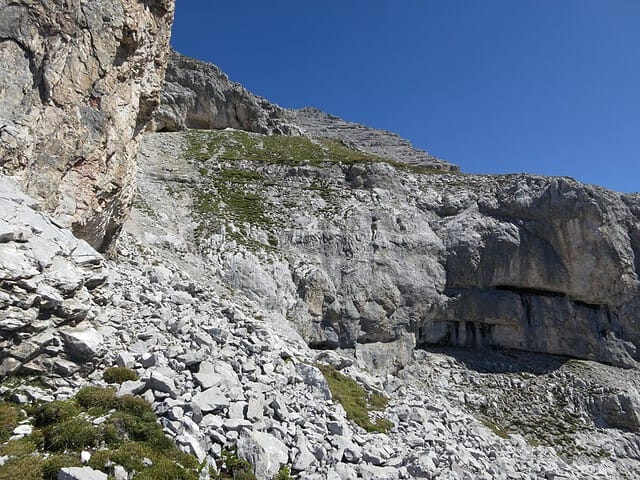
xmin=273 ymin=466 xmax=294 ymax=480
xmin=103 ymin=367 xmax=138 ymax=384
xmin=109 ymin=441 xmax=151 ymax=471
xmin=117 ymin=394 xmax=155 ymax=418
xmin=317 ymin=364 xmax=393 ymax=433
xmin=75 ymin=386 xmax=118 ymax=412
xmin=0 ymin=455 xmax=43 ymax=480
xmin=0 ymin=436 xmax=37 ymax=457
xmin=88 ymin=448 xmax=113 ymax=472
xmin=218 ymin=449 xmax=256 ymax=480
xmin=41 ymin=454 xmax=81 ymax=480
xmin=44 ymin=417 xmax=100 ymax=451
xmin=34 ymin=400 xmax=79 ymax=427
xmin=1 ymin=385 xmax=202 ymax=480
xmin=135 ymin=458 xmax=199 ymax=480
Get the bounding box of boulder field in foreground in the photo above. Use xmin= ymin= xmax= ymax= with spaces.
xmin=0 ymin=0 xmax=174 ymax=251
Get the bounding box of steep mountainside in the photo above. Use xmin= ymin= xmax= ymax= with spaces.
xmin=151 ymin=128 xmax=640 ymax=370
xmin=2 ymin=15 xmax=640 ymax=479
xmin=127 ymin=129 xmax=640 ymax=479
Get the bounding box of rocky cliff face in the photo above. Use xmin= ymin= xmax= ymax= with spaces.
xmin=0 ymin=0 xmax=174 ymax=251
xmin=149 ymin=128 xmax=640 ymax=371
xmin=128 ymin=130 xmax=640 ymax=478
xmin=142 ymin=52 xmax=640 ymax=369
xmin=153 ymin=50 xmax=301 ymax=135
xmin=2 ymin=11 xmax=640 ymax=476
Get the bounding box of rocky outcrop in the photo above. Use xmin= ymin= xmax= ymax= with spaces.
xmin=155 ymin=53 xmax=458 ymax=172
xmin=101 ymin=166 xmax=640 ymax=478
xmin=0 ymin=175 xmax=107 ymax=376
xmin=287 ymin=107 xmax=459 ymax=172
xmin=425 ymin=175 xmax=640 ymax=368
xmin=0 ymin=0 xmax=174 ymax=251
xmin=145 ymin=129 xmax=640 ymax=369
xmin=153 ymin=50 xmax=301 ymax=135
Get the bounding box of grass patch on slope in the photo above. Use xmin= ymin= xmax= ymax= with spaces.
xmin=185 ymin=129 xmax=387 ymax=167
xmin=185 ymin=129 xmax=450 ymax=250
xmin=0 ymin=386 xmax=201 ymax=480
xmin=185 ymin=128 xmax=449 ymax=173
xmin=317 ymin=365 xmax=393 ymax=433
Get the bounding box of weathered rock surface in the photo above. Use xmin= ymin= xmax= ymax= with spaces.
xmin=139 ymin=130 xmax=640 ymax=369
xmin=2 ymin=10 xmax=640 ymax=478
xmin=287 ymin=107 xmax=459 ymax=172
xmin=155 ymin=52 xmax=457 ymax=172
xmin=2 ymin=143 xmax=639 ymax=478
xmin=153 ymin=50 xmax=300 ymax=135
xmin=0 ymin=175 xmax=107 ymax=376
xmin=237 ymin=430 xmax=289 ymax=479
xmin=0 ymin=0 xmax=174 ymax=251
xmin=57 ymin=467 xmax=108 ymax=480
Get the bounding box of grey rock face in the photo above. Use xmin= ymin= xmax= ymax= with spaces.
xmin=0 ymin=0 xmax=174 ymax=251
xmin=425 ymin=175 xmax=640 ymax=367
xmin=287 ymin=107 xmax=459 ymax=172
xmin=155 ymin=53 xmax=457 ymax=172
xmin=61 ymin=324 xmax=104 ymax=362
xmin=57 ymin=467 xmax=107 ymax=480
xmin=153 ymin=51 xmax=300 ymax=135
xmin=152 ymin=127 xmax=640 ymax=368
xmin=0 ymin=175 xmax=107 ymax=376
xmin=236 ymin=430 xmax=288 ymax=480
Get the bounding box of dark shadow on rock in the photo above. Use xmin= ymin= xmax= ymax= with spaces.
xmin=420 ymin=346 xmax=570 ymax=375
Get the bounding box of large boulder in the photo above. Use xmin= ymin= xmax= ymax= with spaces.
xmin=0 ymin=0 xmax=174 ymax=251
xmin=236 ymin=430 xmax=288 ymax=480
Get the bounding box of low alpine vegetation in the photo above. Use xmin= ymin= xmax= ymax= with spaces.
xmin=103 ymin=366 xmax=139 ymax=384
xmin=317 ymin=364 xmax=393 ymax=433
xmin=0 ymin=386 xmax=201 ymax=480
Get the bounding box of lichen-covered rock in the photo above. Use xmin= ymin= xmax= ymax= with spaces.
xmin=0 ymin=0 xmax=175 ymax=251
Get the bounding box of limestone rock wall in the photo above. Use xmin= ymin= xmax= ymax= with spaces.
xmin=426 ymin=176 xmax=640 ymax=367
xmin=0 ymin=0 xmax=174 ymax=251
xmin=153 ymin=50 xmax=301 ymax=135
xmin=157 ymin=127 xmax=640 ymax=368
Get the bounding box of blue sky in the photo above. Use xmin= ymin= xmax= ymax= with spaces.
xmin=171 ymin=1 xmax=639 ymax=193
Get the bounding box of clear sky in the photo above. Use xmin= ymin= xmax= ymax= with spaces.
xmin=171 ymin=1 xmax=639 ymax=193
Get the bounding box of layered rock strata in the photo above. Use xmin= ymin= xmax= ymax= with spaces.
xmin=0 ymin=0 xmax=175 ymax=251
xmin=0 ymin=175 xmax=107 ymax=376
